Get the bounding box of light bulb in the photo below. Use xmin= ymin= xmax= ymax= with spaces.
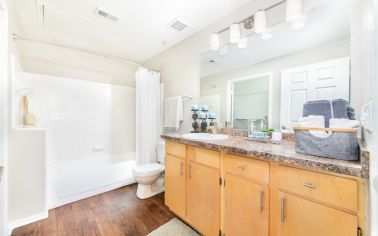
xmin=262 ymin=30 xmax=272 ymax=40
xmin=254 ymin=10 xmax=267 ymax=34
xmin=238 ymin=37 xmax=248 ymax=48
xmin=286 ymin=0 xmax=303 ymax=22
xmin=229 ymin=23 xmax=240 ymax=44
xmin=291 ymin=15 xmax=306 ymax=30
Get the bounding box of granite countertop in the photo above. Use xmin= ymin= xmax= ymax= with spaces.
xmin=161 ymin=133 xmax=369 ymax=179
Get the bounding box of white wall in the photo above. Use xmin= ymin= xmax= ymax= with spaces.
xmin=358 ymin=0 xmax=378 ymax=235
xmin=2 ymin=0 xmax=23 ymax=234
xmin=15 ymin=72 xmax=136 ymax=166
xmin=201 ymin=39 xmax=350 ymax=128
xmin=0 ymin=2 xmax=8 ymax=236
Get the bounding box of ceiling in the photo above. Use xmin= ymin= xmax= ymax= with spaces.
xmin=201 ymin=0 xmax=351 ymax=78
xmin=13 ymin=0 xmax=252 ymax=63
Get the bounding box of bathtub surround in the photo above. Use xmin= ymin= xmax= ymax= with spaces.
xmin=136 ymin=67 xmax=161 ymax=165
xmin=10 ymin=71 xmax=137 ymax=211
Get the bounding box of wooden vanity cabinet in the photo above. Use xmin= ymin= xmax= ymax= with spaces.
xmin=271 ymin=164 xmax=363 ymax=236
xmin=186 ymin=146 xmax=221 ymax=236
xmin=277 ymin=191 xmax=357 ymax=236
xmin=224 ymin=154 xmax=270 ymax=236
xmin=165 ymin=142 xmax=186 ymax=218
xmin=164 ymin=141 xmax=366 ymax=236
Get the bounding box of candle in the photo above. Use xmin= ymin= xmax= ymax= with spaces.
xmin=191 ymin=104 xmax=199 ymax=111
xmin=208 ymin=113 xmax=216 ymax=119
xmin=201 ymin=105 xmax=209 ymax=111
xmin=198 ymin=112 xmax=206 ymax=119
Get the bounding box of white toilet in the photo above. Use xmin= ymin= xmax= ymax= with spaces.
xmin=133 ymin=141 xmax=165 ymax=199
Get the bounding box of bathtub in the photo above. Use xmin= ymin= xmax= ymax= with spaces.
xmin=48 ymin=153 xmax=136 ymax=208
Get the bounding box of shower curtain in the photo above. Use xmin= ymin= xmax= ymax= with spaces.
xmin=135 ymin=67 xmax=161 ymax=165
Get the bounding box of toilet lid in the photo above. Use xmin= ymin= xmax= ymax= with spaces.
xmin=134 ymin=163 xmax=164 ymax=175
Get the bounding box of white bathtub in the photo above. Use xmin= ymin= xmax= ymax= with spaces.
xmin=48 ymin=153 xmax=136 ymax=208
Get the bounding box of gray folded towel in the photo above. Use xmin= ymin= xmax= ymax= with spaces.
xmin=303 ymin=99 xmax=349 ymax=127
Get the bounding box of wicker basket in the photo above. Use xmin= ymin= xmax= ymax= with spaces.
xmin=293 ymin=127 xmax=359 ymax=161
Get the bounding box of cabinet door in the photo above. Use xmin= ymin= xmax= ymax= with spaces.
xmin=225 ymin=174 xmax=269 ymax=236
xmin=165 ymin=154 xmax=186 ymax=218
xmin=277 ymin=191 xmax=357 ymax=236
xmin=187 ymin=161 xmax=220 ymax=236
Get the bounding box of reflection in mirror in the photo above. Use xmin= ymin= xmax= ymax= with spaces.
xmin=230 ymin=74 xmax=271 ymax=130
xmin=200 ymin=0 xmax=351 ymax=130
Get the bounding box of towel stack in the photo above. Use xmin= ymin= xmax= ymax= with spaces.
xmin=298 ymin=99 xmax=359 ymax=137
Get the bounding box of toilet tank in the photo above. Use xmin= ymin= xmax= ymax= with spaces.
xmin=156 ymin=140 xmax=165 ymax=164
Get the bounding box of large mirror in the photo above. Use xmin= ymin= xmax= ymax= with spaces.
xmin=200 ymin=0 xmax=351 ymax=130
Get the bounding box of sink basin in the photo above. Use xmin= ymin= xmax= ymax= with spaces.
xmin=182 ymin=133 xmax=229 ymax=140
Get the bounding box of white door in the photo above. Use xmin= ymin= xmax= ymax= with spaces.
xmin=280 ymin=57 xmax=350 ymax=129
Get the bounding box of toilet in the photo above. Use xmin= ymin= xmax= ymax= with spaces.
xmin=133 ymin=141 xmax=165 ymax=199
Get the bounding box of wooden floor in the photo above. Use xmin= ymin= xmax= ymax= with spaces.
xmin=12 ymin=184 xmax=175 ymax=236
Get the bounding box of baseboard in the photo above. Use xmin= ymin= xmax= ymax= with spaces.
xmin=49 ymin=178 xmax=136 ymax=209
xmin=8 ymin=211 xmax=48 ymax=235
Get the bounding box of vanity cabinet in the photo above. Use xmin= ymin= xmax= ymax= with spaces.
xmin=165 ymin=142 xmax=186 ymax=218
xmin=224 ymin=154 xmax=269 ymax=236
xmin=187 ymin=146 xmax=221 ymax=236
xmin=165 ymin=154 xmax=186 ymax=218
xmin=271 ymin=164 xmax=362 ymax=236
xmin=164 ymin=141 xmax=366 ymax=236
xmin=277 ymin=191 xmax=357 ymax=236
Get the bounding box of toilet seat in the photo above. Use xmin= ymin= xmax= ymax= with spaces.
xmin=133 ymin=163 xmax=164 ymax=177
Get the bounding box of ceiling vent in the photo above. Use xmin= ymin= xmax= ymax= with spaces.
xmin=94 ymin=7 xmax=119 ymax=22
xmin=168 ymin=19 xmax=188 ymax=31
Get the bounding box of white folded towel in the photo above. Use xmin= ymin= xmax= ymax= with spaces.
xmin=164 ymin=96 xmax=183 ymax=130
xmin=329 ymin=118 xmax=360 ymax=129
xmin=298 ymin=115 xmax=330 ymax=138
xmin=298 ymin=115 xmax=325 ymax=128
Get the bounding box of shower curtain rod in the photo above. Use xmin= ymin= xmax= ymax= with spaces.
xmin=12 ymin=33 xmax=153 ymax=69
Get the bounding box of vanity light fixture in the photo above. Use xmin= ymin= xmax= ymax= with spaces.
xmin=238 ymin=37 xmax=248 ymax=49
xmin=210 ymin=33 xmax=220 ymax=51
xmin=254 ymin=10 xmax=267 ymax=34
xmin=229 ymin=23 xmax=241 ymax=44
xmin=286 ymin=0 xmax=303 ymax=22
xmin=209 ymin=0 xmax=309 ymax=52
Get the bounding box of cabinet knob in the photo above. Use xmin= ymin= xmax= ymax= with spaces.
xmin=238 ymin=165 xmax=246 ymax=170
xmin=303 ymin=183 xmax=316 ymax=189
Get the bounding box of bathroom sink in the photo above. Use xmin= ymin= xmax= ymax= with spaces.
xmin=182 ymin=133 xmax=229 ymax=140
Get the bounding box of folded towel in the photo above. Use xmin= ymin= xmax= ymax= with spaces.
xmin=298 ymin=115 xmax=325 ymax=127
xmin=298 ymin=115 xmax=330 ymax=138
xmin=164 ymin=97 xmax=183 ymax=130
xmin=329 ymin=118 xmax=360 ymax=129
xmin=303 ymin=99 xmax=348 ymax=127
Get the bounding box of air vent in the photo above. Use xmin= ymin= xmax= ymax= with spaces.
xmin=94 ymin=7 xmax=119 ymax=22
xmin=168 ymin=19 xmax=188 ymax=31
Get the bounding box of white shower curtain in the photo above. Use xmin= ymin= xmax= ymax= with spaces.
xmin=136 ymin=67 xmax=161 ymax=165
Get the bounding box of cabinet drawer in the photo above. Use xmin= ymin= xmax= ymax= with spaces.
xmin=166 ymin=141 xmax=186 ymax=158
xmin=188 ymin=146 xmax=220 ymax=169
xmin=278 ymin=165 xmax=358 ymax=212
xmin=224 ymin=154 xmax=269 ymax=184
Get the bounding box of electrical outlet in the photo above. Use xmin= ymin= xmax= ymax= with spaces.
xmin=360 ymin=101 xmax=373 ymax=132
